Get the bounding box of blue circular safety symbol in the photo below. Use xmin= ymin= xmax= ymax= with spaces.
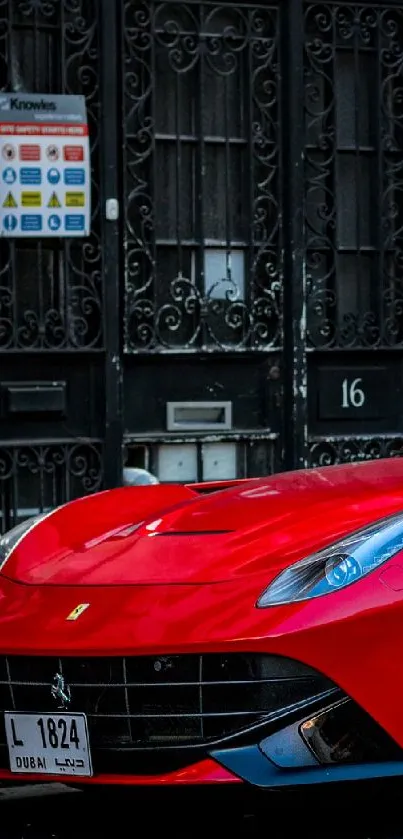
xmin=47 ymin=168 xmax=61 ymax=185
xmin=3 ymin=214 xmax=17 ymax=232
xmin=2 ymin=167 xmax=16 ymax=184
xmin=48 ymin=214 xmax=61 ymax=231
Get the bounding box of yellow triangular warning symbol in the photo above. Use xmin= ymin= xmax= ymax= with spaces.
xmin=48 ymin=191 xmax=61 ymax=208
xmin=3 ymin=191 xmax=17 ymax=208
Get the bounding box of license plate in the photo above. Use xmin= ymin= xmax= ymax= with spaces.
xmin=4 ymin=712 xmax=93 ymax=777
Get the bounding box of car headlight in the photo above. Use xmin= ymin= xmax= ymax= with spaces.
xmin=257 ymin=511 xmax=403 ymax=607
xmin=0 ymin=514 xmax=47 ymax=571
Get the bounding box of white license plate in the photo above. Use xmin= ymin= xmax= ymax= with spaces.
xmin=4 ymin=712 xmax=93 ymax=777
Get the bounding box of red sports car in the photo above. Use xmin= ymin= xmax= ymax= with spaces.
xmin=1 ymin=457 xmax=403 ymax=800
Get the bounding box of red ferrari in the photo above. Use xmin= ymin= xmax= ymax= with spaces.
xmin=1 ymin=457 xmax=403 ymax=799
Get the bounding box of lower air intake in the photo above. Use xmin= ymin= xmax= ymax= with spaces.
xmin=0 ymin=654 xmax=334 ymax=748
xmin=300 ymin=697 xmax=403 ymax=764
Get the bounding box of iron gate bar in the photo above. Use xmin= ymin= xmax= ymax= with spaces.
xmin=100 ymin=0 xmax=123 ymax=490
xmin=0 ymin=440 xmax=104 ymax=533
xmin=282 ymin=0 xmax=307 ymax=470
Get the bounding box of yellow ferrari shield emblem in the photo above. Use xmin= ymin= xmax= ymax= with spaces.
xmin=66 ymin=603 xmax=90 ymax=621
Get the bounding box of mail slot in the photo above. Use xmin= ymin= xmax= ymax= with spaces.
xmin=3 ymin=382 xmax=67 ymax=415
xmin=166 ymin=401 xmax=233 ymax=431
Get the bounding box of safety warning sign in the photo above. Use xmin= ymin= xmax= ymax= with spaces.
xmin=20 ymin=145 xmax=40 ymax=161
xmin=0 ymin=93 xmax=90 ymax=238
xmin=3 ymin=191 xmax=17 ymax=208
xmin=65 ymin=191 xmax=85 ymax=207
xmin=64 ymin=146 xmax=84 ymax=162
xmin=21 ymin=191 xmax=41 ymax=207
xmin=48 ymin=191 xmax=61 ymax=208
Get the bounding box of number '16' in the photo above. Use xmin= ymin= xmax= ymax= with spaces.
xmin=341 ymin=377 xmax=365 ymax=408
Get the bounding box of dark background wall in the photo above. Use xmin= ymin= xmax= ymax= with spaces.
xmin=1 ymin=0 xmax=403 ymax=529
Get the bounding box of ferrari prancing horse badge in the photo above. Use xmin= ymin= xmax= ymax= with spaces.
xmin=66 ymin=603 xmax=90 ymax=621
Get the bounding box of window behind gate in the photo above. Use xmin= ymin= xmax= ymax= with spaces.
xmin=123 ymin=1 xmax=281 ymax=352
xmin=304 ymin=3 xmax=403 ymax=466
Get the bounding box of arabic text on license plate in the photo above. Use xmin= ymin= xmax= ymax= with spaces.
xmin=4 ymin=712 xmax=93 ymax=776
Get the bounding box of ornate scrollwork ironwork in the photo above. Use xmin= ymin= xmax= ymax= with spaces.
xmin=123 ymin=1 xmax=281 ymax=351
xmin=304 ymin=4 xmax=403 ymax=349
xmin=309 ymin=437 xmax=403 ymax=468
xmin=0 ymin=442 xmax=103 ymax=532
xmin=126 ymin=269 xmax=281 ymax=350
xmin=0 ymin=0 xmax=102 ymax=350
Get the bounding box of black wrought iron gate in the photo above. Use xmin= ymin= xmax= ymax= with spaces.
xmin=1 ymin=0 xmax=403 ymax=529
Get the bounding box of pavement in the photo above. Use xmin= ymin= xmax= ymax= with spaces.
xmin=1 ymin=781 xmax=403 ymax=838
xmin=0 ymin=781 xmax=77 ymax=801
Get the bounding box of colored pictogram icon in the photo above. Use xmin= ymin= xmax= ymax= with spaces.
xmin=48 ymin=214 xmax=61 ymax=231
xmin=2 ymin=167 xmax=16 ymax=185
xmin=46 ymin=145 xmax=59 ymax=162
xmin=48 ymin=191 xmax=61 ymax=208
xmin=3 ymin=214 xmax=17 ymax=232
xmin=2 ymin=191 xmax=17 ymax=208
xmin=47 ymin=168 xmax=60 ymax=185
xmin=2 ymin=144 xmax=16 ymax=161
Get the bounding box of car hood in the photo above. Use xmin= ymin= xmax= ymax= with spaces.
xmin=4 ymin=458 xmax=403 ymax=587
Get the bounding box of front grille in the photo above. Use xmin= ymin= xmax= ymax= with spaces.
xmin=0 ymin=654 xmax=335 ymax=773
xmin=0 ymin=653 xmax=337 ymax=775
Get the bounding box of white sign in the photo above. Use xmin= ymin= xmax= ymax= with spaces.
xmin=0 ymin=93 xmax=90 ymax=238
xmin=4 ymin=712 xmax=92 ymax=777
